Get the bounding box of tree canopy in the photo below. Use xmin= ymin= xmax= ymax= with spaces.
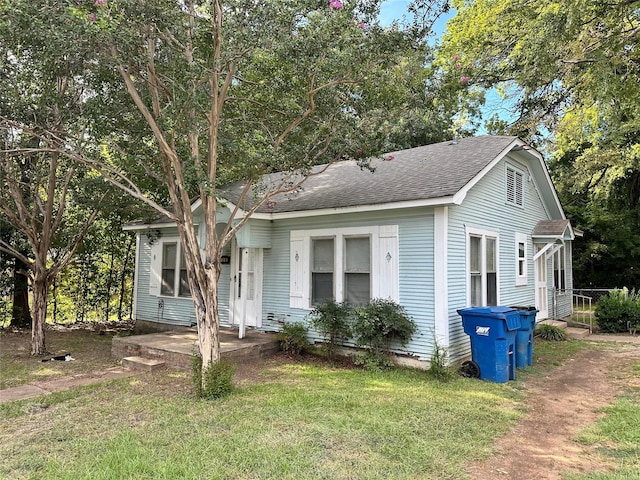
xmin=1 ymin=0 xmax=455 ymax=375
xmin=438 ymin=0 xmax=640 ymax=287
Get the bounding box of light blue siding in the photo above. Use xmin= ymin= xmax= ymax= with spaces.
xmin=134 ymin=227 xmax=233 ymax=328
xmin=132 ymin=151 xmax=573 ymax=367
xmin=260 ymin=208 xmax=436 ymax=362
xmin=236 ymin=219 xmax=272 ymax=248
xmin=446 ymin=153 xmax=573 ymax=361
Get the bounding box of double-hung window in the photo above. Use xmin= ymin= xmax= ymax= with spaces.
xmin=468 ymin=228 xmax=499 ymax=306
xmin=310 ymin=236 xmax=371 ymax=306
xmin=160 ymin=242 xmax=191 ymax=297
xmin=553 ymin=246 xmax=566 ymax=292
xmin=290 ymin=225 xmax=397 ymax=309
xmin=515 ymin=233 xmax=528 ymax=286
xmin=343 ymin=236 xmax=371 ymax=305
xmin=311 ymin=238 xmax=335 ymax=305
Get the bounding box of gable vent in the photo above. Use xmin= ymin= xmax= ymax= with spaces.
xmin=506 ymin=165 xmax=524 ymax=206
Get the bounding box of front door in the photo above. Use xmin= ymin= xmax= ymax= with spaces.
xmin=535 ymin=249 xmax=549 ymax=319
xmin=231 ymin=246 xmax=263 ymax=337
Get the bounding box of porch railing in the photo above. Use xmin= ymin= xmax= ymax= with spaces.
xmin=551 ymin=288 xmax=594 ymax=333
xmin=571 ymin=293 xmax=594 ymax=333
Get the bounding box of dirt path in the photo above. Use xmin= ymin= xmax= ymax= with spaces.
xmin=466 ymin=344 xmax=640 ymax=479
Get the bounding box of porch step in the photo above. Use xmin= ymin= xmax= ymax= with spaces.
xmin=537 ymin=320 xmax=591 ymax=339
xmin=539 ymin=320 xmax=568 ymax=329
xmin=122 ymin=356 xmax=166 ymax=372
xmin=565 ymin=327 xmax=591 ymax=339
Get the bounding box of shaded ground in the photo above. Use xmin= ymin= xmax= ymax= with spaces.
xmin=467 ymin=344 xmax=640 ymax=479
xmin=2 ymin=326 xmax=640 ymax=479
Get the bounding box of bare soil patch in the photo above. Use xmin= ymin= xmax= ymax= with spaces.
xmin=0 ymin=323 xmax=132 ymax=389
xmin=467 ymin=344 xmax=640 ymax=479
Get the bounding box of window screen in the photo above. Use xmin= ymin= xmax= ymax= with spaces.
xmin=344 ymin=237 xmax=370 ymax=305
xmin=161 ymin=243 xmax=177 ymax=296
xmin=311 ymin=238 xmax=334 ymax=304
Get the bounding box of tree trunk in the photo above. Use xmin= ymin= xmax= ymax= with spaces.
xmin=105 ymin=250 xmax=115 ymax=322
xmin=118 ymin=234 xmax=135 ymax=321
xmin=31 ymin=274 xmax=49 ymax=356
xmin=52 ymin=276 xmax=58 ymax=323
xmin=195 ymin=266 xmax=221 ymax=372
xmin=10 ymin=257 xmax=31 ymax=328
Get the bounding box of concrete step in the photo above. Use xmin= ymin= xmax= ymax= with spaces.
xmin=539 ymin=320 xmax=568 ymax=329
xmin=122 ymin=356 xmax=166 ymax=372
xmin=565 ymin=327 xmax=591 ymax=339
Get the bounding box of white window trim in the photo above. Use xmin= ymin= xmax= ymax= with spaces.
xmin=515 ymin=232 xmax=528 ymax=286
xmin=506 ymin=163 xmax=525 ymax=208
xmin=150 ymin=236 xmax=190 ymax=298
xmin=465 ymin=226 xmax=500 ymax=307
xmin=290 ymin=225 xmax=399 ymax=310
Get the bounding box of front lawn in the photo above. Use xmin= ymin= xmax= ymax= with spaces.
xmin=0 ymin=331 xmax=602 ymax=480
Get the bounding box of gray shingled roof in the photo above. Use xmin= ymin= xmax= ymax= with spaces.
xmin=222 ymin=135 xmax=519 ymax=214
xmin=532 ymin=219 xmax=571 ymax=237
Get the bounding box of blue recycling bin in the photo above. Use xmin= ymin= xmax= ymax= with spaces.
xmin=458 ymin=306 xmax=520 ymax=383
xmin=510 ymin=306 xmax=538 ymax=368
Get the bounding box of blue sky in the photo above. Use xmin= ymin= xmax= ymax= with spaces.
xmin=379 ymin=0 xmax=452 ymax=37
xmin=378 ymin=1 xmax=515 ymax=133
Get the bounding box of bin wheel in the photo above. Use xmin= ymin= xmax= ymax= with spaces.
xmin=460 ymin=360 xmax=480 ymax=378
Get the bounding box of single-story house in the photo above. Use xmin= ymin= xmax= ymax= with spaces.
xmin=125 ymin=135 xmax=578 ymax=366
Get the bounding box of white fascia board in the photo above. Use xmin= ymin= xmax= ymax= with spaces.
xmin=123 ymin=221 xmax=201 ymax=231
xmin=123 ymin=222 xmax=177 ymax=231
xmin=514 ymin=146 xmax=566 ymax=220
xmin=191 ymin=198 xmax=203 ymax=212
xmin=533 ymin=228 xmax=576 ymax=242
xmin=451 ymin=138 xmax=523 ymax=205
xmin=243 ymin=196 xmax=457 ymax=221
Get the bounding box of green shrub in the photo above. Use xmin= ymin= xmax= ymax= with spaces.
xmin=428 ymin=342 xmax=455 ymax=381
xmin=534 ymin=324 xmax=567 ymax=341
xmin=192 ymin=353 xmax=235 ymax=400
xmin=352 ymin=299 xmax=417 ymax=357
xmin=276 ymin=322 xmax=310 ymax=356
xmin=353 ymin=350 xmax=394 ymax=371
xmin=595 ymin=288 xmax=640 ymax=333
xmin=308 ymin=300 xmax=353 ymax=358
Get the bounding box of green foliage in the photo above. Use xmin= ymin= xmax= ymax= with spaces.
xmin=308 ymin=300 xmax=353 ymax=358
xmin=353 ymin=350 xmax=394 ymax=371
xmin=191 ymin=352 xmax=235 ymax=400
xmin=534 ymin=324 xmax=568 ymax=342
xmin=428 ymin=342 xmax=455 ymax=382
xmin=352 ymin=299 xmax=417 ymax=356
xmin=276 ymin=322 xmax=310 ymax=356
xmin=438 ymin=0 xmax=640 ymax=288
xmin=595 ymin=289 xmax=640 ymax=334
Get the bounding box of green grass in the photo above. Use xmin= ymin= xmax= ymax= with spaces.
xmin=564 ymin=361 xmax=640 ymax=480
xmin=1 ymin=332 xmax=613 ymax=480
xmin=0 ymin=360 xmax=528 ymax=480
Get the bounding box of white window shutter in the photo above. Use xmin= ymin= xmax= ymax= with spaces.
xmin=289 ymin=232 xmax=309 ymax=309
xmin=149 ymin=241 xmax=162 ymax=296
xmin=376 ymin=225 xmax=399 ymax=302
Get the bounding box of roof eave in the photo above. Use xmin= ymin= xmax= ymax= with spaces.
xmin=241 ymin=196 xmax=459 ymax=220
xmin=123 ymin=221 xmax=200 ymax=231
